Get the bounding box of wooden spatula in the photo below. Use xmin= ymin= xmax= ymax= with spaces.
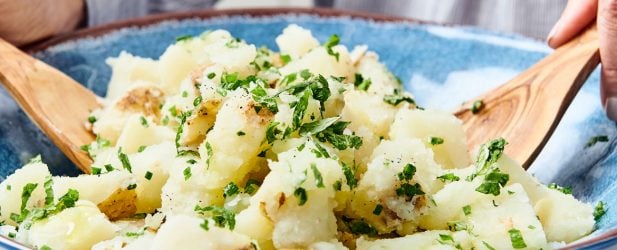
xmin=455 ymin=24 xmax=600 ymax=169
xmin=0 ymin=38 xmax=99 ymax=173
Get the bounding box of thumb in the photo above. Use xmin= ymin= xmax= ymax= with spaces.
xmin=547 ymin=0 xmax=597 ymax=48
xmin=598 ymin=0 xmax=617 ymax=120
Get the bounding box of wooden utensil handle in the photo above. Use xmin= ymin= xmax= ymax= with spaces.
xmin=456 ymin=24 xmax=600 ymax=168
xmin=0 ymin=38 xmax=99 ymax=171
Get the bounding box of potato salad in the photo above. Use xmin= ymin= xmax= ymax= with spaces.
xmin=0 ymin=24 xmax=602 ymax=250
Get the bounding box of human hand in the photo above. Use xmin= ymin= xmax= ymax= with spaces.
xmin=0 ymin=0 xmax=85 ymax=46
xmin=547 ymin=0 xmax=617 ymax=120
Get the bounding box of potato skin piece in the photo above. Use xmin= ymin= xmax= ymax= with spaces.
xmin=97 ymin=188 xmax=137 ymax=221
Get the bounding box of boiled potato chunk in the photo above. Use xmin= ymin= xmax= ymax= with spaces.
xmin=280 ymin=46 xmax=354 ymax=80
xmin=342 ymin=90 xmax=399 ymax=138
xmin=276 ymin=24 xmax=320 ymax=59
xmin=390 ymin=109 xmax=470 ymax=169
xmin=0 ymin=160 xmax=50 ymax=226
xmin=150 ymin=214 xmax=253 ymax=250
xmin=52 ymin=170 xmax=136 ymax=220
xmin=105 ymin=52 xmax=160 ymax=101
xmin=157 ymin=44 xmax=199 ymax=95
xmin=115 ymin=115 xmax=175 ymax=154
xmin=467 ymin=184 xmax=548 ymax=250
xmin=497 ymin=156 xmax=595 ymax=242
xmin=535 ymin=189 xmax=595 ymax=243
xmin=356 ymin=230 xmax=473 ymax=250
xmin=25 ymin=201 xmax=118 ymax=250
xmin=256 ymin=142 xmax=345 ymax=249
xmin=354 ymin=51 xmax=402 ymax=97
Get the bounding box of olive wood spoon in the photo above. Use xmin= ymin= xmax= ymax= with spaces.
xmin=455 ymin=24 xmax=600 ymax=169
xmin=0 ymin=38 xmax=99 ymax=173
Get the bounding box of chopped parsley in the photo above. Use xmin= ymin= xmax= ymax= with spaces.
xmin=332 ymin=180 xmax=342 ymax=191
xmin=237 ymin=131 xmax=246 ymax=136
xmin=244 ymin=179 xmax=260 ymax=195
xmin=294 ymin=187 xmax=308 ymax=205
xmin=482 ymin=241 xmax=497 ymax=250
xmin=175 ymin=35 xmax=193 ymax=42
xmin=194 ymin=205 xmax=236 ymax=230
xmin=395 ymin=183 xmax=425 ymax=200
xmin=88 ymin=115 xmax=97 ymax=124
xmin=462 ymin=205 xmax=472 ymax=216
xmin=345 ymin=218 xmax=378 ymax=236
xmin=40 ymin=245 xmax=51 ymax=250
xmin=508 ymin=228 xmax=527 ymax=249
xmin=323 ymin=34 xmax=341 ymax=61
xmin=314 ymin=121 xmax=363 ymax=150
xmin=91 ymin=167 xmax=101 ymax=175
xmin=471 ymin=100 xmax=484 ymax=114
xmin=144 ymin=171 xmax=153 ymax=180
xmin=292 ymin=90 xmax=311 ymax=129
xmin=429 ymin=136 xmax=444 ymax=145
xmin=397 ymin=163 xmax=416 ymax=181
xmin=436 ymin=173 xmax=460 ymax=183
xmin=383 ymin=89 xmax=415 ymax=106
xmin=137 ymin=145 xmax=147 ymax=153
xmin=353 ymin=74 xmax=371 ymax=91
xmin=193 ymin=96 xmax=203 ymax=107
xmin=372 ymin=204 xmax=383 ymax=215
xmin=200 ymin=219 xmax=209 ymax=231
xmin=438 ymin=234 xmax=455 ymax=244
xmin=265 ymin=122 xmax=282 ymax=144
xmin=127 ymin=183 xmax=137 ymax=190
xmin=342 ymin=163 xmax=357 ymax=189
xmin=140 ymin=116 xmax=149 ymax=127
xmin=446 ymin=221 xmax=468 ymax=231
xmin=299 ymin=117 xmax=340 ymax=136
xmin=470 ymin=138 xmax=507 ymax=180
xmin=594 ymin=201 xmax=607 ymax=221
xmin=117 ymin=148 xmax=133 ymax=173
xmin=205 ymin=142 xmax=213 ymax=169
xmin=207 ymin=72 xmax=216 ymax=79
xmin=280 ymin=54 xmax=291 ymax=65
xmin=311 ymin=142 xmax=331 ymax=158
xmin=183 ymin=167 xmax=192 ymax=181
xmin=224 ymin=182 xmax=240 ymax=198
xmin=104 ymin=164 xmax=115 ymax=172
xmin=44 ymin=176 xmax=54 ymax=206
xmin=187 ymin=159 xmax=197 ymax=164
xmin=182 ymin=91 xmax=188 ymax=98
xmin=20 ymin=183 xmax=38 ymax=212
xmin=586 ymin=135 xmax=609 ymax=148
xmin=310 ymin=164 xmax=325 ymax=188
xmin=475 ymin=169 xmax=510 ymax=196
xmin=548 ymin=183 xmax=573 ymax=194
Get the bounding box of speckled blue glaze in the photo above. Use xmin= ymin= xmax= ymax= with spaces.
xmin=0 ymin=14 xmax=615 ymax=249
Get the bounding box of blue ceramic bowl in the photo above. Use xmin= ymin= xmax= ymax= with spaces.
xmin=1 ymin=8 xmax=615 ymax=249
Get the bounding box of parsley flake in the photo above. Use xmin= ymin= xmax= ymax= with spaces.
xmin=310 ymin=164 xmax=325 ymax=188
xmin=372 ymin=204 xmax=383 ymax=215
xmin=224 ymin=182 xmax=240 ymax=198
xmin=594 ymin=201 xmax=607 ymax=221
xmin=508 ymin=228 xmax=527 ymax=249
xmin=436 ymin=173 xmax=460 ymax=183
xmin=586 ymin=135 xmax=609 ymax=148
xmin=323 ymin=34 xmax=341 ymax=61
xmin=471 ymin=100 xmax=484 ymax=114
xmin=294 ymin=187 xmax=308 ymax=205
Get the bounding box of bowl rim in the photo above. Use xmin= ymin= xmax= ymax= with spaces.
xmin=15 ymin=7 xmax=615 ymax=250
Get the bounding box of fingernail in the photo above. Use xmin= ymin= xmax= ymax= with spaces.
xmin=547 ymin=22 xmax=559 ymax=46
xmin=604 ymin=97 xmax=617 ymax=121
